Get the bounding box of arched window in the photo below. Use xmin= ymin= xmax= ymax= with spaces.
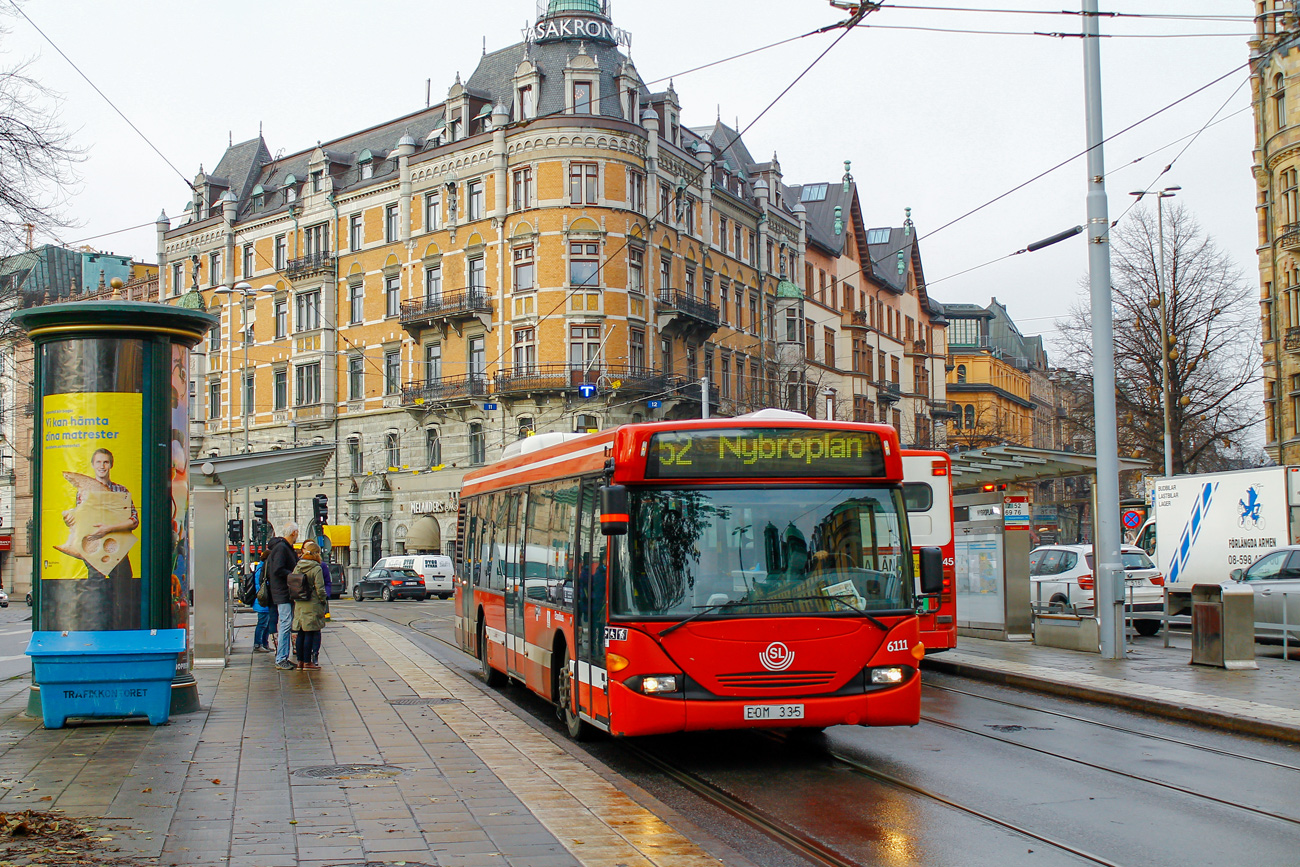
xmin=517 ymin=416 xmax=534 ymax=440
xmin=425 ymin=427 xmax=441 ymax=467
xmin=956 ymin=364 xmax=967 ymax=384
xmin=1276 ymin=73 xmax=1288 ymax=129
xmin=951 ymin=402 xmax=963 ymax=430
xmin=348 ymin=435 xmax=362 ymax=475
xmin=964 ymin=405 xmax=975 ymax=429
xmin=385 ymin=432 xmax=400 ymax=469
xmin=575 ymin=414 xmax=598 ymax=433
xmin=468 ymin=422 xmax=486 ymax=465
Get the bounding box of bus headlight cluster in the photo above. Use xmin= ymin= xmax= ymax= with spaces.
xmin=870 ymin=667 xmax=906 ymax=685
xmin=640 ymin=675 xmax=679 ymax=694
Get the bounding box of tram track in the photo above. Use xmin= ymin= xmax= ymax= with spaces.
xmin=925 ymin=680 xmax=1300 ymax=773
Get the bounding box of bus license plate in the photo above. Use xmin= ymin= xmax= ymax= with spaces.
xmin=744 ymin=704 xmax=804 ymax=721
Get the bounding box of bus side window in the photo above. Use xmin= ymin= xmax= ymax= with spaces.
xmin=553 ymin=480 xmax=579 ymax=609
xmin=490 ymin=492 xmax=510 ymax=592
xmin=577 ymin=479 xmax=606 ymax=659
xmin=466 ymin=497 xmax=482 ymax=586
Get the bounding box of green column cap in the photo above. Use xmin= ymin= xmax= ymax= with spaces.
xmin=12 ymin=301 xmax=217 ymax=348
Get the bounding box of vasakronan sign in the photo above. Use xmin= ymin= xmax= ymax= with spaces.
xmin=524 ymin=17 xmax=631 ymax=47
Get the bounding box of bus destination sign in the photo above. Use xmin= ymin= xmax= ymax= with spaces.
xmin=644 ymin=428 xmax=885 ymax=480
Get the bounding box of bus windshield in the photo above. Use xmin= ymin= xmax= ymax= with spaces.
xmin=612 ymin=486 xmax=913 ymax=619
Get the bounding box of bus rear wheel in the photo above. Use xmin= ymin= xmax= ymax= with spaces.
xmin=479 ymin=617 xmax=505 ymax=687
xmin=555 ymin=645 xmax=593 ymax=741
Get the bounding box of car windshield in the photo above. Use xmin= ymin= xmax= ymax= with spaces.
xmin=1085 ymin=551 xmax=1153 ymax=570
xmin=612 ymin=485 xmax=913 ymax=619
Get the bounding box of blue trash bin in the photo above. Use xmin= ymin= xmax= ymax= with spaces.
xmin=26 ymin=629 xmax=187 ymax=728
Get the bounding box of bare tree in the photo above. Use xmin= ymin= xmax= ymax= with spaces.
xmin=947 ymin=399 xmax=1028 ymax=451
xmin=1056 ymin=205 xmax=1261 ymax=475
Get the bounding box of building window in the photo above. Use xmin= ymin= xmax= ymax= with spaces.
xmin=1284 ymin=168 xmax=1299 ymax=228
xmin=630 ymin=328 xmax=645 ymax=370
xmin=513 ymin=327 xmax=536 ymax=373
xmin=243 ymin=373 xmax=254 ymax=417
xmin=209 ymin=321 xmax=219 ymax=353
xmin=348 ymin=355 xmax=364 ymax=400
xmin=628 ymin=249 xmax=644 ymax=294
xmin=682 ymin=196 xmax=695 ymax=235
xmin=824 ymin=327 xmax=836 ymax=367
xmin=386 ymin=432 xmax=400 ymax=469
xmin=469 ymin=335 xmax=486 ymax=380
xmin=242 ymin=244 xmax=254 ymax=278
xmin=719 ymin=282 xmax=729 ymax=325
xmin=274 ymin=368 xmax=287 ymax=410
xmin=719 ymin=216 xmax=728 ymax=253
xmin=686 ymin=344 xmax=699 ymax=381
xmin=419 ymin=194 xmax=439 ymax=234
xmin=385 ymin=204 xmax=399 ymax=242
xmin=512 ymin=168 xmax=532 ymax=211
xmin=385 ymin=273 xmax=400 ymax=317
xmin=806 ymin=321 xmax=816 ymax=361
xmin=750 ymin=294 xmax=759 ymax=334
xmin=208 ymin=381 xmax=221 ymax=419
xmin=274 ymin=235 xmax=286 ymax=271
xmin=468 ymin=422 xmax=486 ymax=465
xmin=349 ymin=213 xmax=363 ymax=250
xmin=629 ymin=170 xmax=646 ymax=212
xmin=468 ymin=255 xmax=486 ymax=293
xmin=661 ymin=337 xmax=673 ymax=375
xmin=349 ymin=437 xmax=363 ymax=474
xmin=575 ymin=414 xmax=598 ymax=433
xmin=785 ymin=309 xmax=799 ymax=342
xmin=171 ymin=261 xmax=183 ymax=296
xmin=518 ymin=84 xmax=536 ymax=119
xmin=513 ymin=246 xmax=535 ymax=293
xmin=659 ymin=256 xmax=672 ymax=292
xmin=570 ymin=242 xmax=599 ymax=287
xmin=956 ymin=364 xmax=967 ymax=383
xmin=570 ymin=325 xmax=601 ymax=372
xmin=209 ymin=251 xmax=223 ymax=286
xmin=296 ymin=290 xmax=321 ymax=331
xmin=573 ymin=80 xmax=593 ymax=114
xmin=735 ymin=224 xmax=743 ymax=259
xmin=684 ymin=266 xmax=696 ymax=299
xmin=569 ymin=162 xmax=598 ymax=205
xmin=296 ymin=362 xmax=321 ymax=405
xmin=466 ymin=180 xmax=484 ymax=221
xmin=735 ymin=290 xmax=744 ymax=331
xmin=426 ymin=428 xmax=442 ymax=466
xmin=425 ymin=343 xmax=441 ymax=380
xmin=271 ymin=298 xmax=285 ymax=339
xmin=384 ymin=349 xmax=401 ymax=394
xmin=964 ymin=405 xmax=975 ymax=429
xmin=424 ymin=265 xmax=442 ymax=303
xmin=304 ymin=222 xmax=328 ymax=256
xmin=720 ymin=355 xmax=731 ymax=398
xmin=703 ymin=275 xmax=714 ymax=309
xmin=1277 ymin=73 xmax=1288 ymax=129
xmin=517 ymin=416 xmax=534 ymax=440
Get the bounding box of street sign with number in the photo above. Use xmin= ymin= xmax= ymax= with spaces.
xmin=483 ymin=403 xmax=498 ymax=410
xmin=648 ymin=400 xmax=662 ymax=408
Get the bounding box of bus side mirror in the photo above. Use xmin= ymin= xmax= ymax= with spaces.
xmin=918 ymin=546 xmax=943 ymax=596
xmin=600 ymin=485 xmax=628 ymax=535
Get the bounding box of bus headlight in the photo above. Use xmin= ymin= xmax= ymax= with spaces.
xmin=870 ymin=667 xmax=906 ymax=685
xmin=640 ymin=675 xmax=679 ymax=694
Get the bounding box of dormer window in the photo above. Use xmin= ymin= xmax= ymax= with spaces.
xmin=283 ymin=174 xmax=298 ymax=204
xmin=359 ymin=149 xmax=374 ymax=179
xmin=251 ymin=184 xmax=265 ymax=210
xmin=573 ymin=81 xmax=593 ymax=114
xmin=311 ymin=170 xmax=323 ymax=193
xmin=519 ymin=85 xmax=535 ymax=119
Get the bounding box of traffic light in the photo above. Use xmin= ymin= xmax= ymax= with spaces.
xmin=312 ymin=494 xmax=328 ymax=524
xmin=227 ymin=519 xmax=243 ymax=544
xmin=253 ymin=499 xmax=267 ymax=523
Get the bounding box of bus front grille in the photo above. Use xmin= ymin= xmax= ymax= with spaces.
xmin=715 ymin=671 xmax=837 ymax=690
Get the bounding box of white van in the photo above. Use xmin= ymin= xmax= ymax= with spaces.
xmin=376 ymin=555 xmax=454 ymax=599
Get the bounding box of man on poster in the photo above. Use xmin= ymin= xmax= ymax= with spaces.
xmin=62 ymin=448 xmax=139 ymax=581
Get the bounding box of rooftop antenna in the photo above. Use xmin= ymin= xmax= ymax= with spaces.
xmin=483 ymin=35 xmax=487 ymax=55
xmin=426 ymin=78 xmax=431 ymax=108
xmin=229 ymin=130 xmax=233 ymax=146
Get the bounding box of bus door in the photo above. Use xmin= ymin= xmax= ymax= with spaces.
xmin=505 ymin=489 xmax=528 ymax=679
xmin=454 ymin=499 xmax=474 ymax=653
xmin=572 ymin=479 xmax=609 ymax=725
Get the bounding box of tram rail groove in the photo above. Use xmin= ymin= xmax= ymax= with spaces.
xmin=926 ymin=682 xmax=1300 ymax=773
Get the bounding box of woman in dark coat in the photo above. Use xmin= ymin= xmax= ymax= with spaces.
xmin=292 ymin=541 xmax=328 ymax=671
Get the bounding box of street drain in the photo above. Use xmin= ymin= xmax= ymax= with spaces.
xmin=294 ymin=763 xmax=404 ymax=780
xmin=388 ymin=697 xmax=460 ymax=706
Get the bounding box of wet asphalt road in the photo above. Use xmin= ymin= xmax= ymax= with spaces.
xmin=334 ymin=599 xmax=1300 ymax=867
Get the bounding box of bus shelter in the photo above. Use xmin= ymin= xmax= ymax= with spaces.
xmin=191 ymin=445 xmax=335 ymax=666
xmin=947 ymin=446 xmax=1147 ymax=642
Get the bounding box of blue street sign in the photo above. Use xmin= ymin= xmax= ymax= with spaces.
xmin=648 ymin=400 xmax=662 ymax=409
xmin=578 ymin=384 xmax=597 ymax=399
xmin=483 ymin=402 xmax=498 ymax=410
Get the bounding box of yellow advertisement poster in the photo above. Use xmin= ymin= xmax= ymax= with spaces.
xmin=41 ymin=393 xmax=143 ymax=581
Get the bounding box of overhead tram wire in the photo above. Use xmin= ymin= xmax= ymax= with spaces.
xmin=875 ymin=4 xmax=1254 ymax=23
xmin=851 ymin=24 xmax=1252 ymax=39
xmin=7 ymin=0 xmax=195 ymax=191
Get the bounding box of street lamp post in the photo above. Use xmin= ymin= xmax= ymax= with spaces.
xmin=214 ymin=282 xmax=260 ymax=577
xmin=1129 ymin=186 xmax=1180 ymax=477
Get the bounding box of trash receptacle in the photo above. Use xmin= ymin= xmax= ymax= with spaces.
xmin=1190 ymin=584 xmax=1257 ymax=670
xmin=26 ymin=629 xmax=188 ymax=728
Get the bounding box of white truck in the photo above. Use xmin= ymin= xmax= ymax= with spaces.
xmin=1135 ymin=466 xmax=1300 ymax=614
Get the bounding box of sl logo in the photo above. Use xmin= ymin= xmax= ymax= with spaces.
xmin=760 ymin=641 xmax=795 ymax=672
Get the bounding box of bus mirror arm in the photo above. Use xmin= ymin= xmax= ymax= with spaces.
xmin=600 ymin=485 xmax=629 ymax=536
xmin=918 ymin=546 xmax=944 ymax=596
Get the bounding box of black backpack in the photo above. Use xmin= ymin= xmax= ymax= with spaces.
xmin=238 ymin=566 xmax=258 ymax=606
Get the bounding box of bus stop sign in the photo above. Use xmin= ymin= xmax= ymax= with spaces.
xmin=578 ymin=384 xmax=597 ymax=399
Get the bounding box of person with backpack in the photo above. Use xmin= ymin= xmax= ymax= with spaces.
xmin=292 ymin=540 xmax=327 ymax=671
xmin=250 ymin=559 xmax=277 ymax=653
xmin=263 ymin=522 xmax=300 ymax=671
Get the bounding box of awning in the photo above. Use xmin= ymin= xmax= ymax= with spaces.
xmin=321 ymin=525 xmax=351 ymax=548
xmin=193 ymin=444 xmax=335 ymax=490
xmin=406 ymin=515 xmax=442 ymax=552
xmin=949 ymin=445 xmax=1148 ymax=491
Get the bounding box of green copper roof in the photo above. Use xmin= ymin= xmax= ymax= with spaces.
xmin=547 ymin=0 xmax=604 ymax=15
xmin=177 ymin=288 xmax=207 ymax=311
xmin=776 ymin=279 xmax=802 ymax=298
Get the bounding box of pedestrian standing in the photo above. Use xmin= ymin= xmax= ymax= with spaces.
xmin=293 ymin=541 xmax=327 ymax=671
xmin=263 ymin=522 xmax=300 ymax=671
xmin=251 ymin=560 xmax=277 ymax=652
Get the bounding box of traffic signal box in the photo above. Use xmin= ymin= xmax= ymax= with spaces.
xmin=312 ymin=494 xmax=328 ymax=524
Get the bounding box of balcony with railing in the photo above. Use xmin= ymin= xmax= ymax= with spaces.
xmin=286 ymin=250 xmax=335 ymax=280
xmin=401 ymin=373 xmax=490 ymax=408
xmin=1286 ymin=326 xmax=1300 ymax=353
xmin=876 ymin=382 xmax=902 ymax=404
xmin=494 ymin=364 xmax=675 ymax=398
xmin=401 ymin=288 xmax=493 ymax=334
xmin=1282 ymin=223 xmax=1300 ymax=251
xmin=656 ymin=289 xmax=720 ymax=340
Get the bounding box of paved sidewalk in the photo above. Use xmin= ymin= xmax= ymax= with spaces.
xmin=0 ymin=616 xmax=744 ymax=867
xmin=923 ymin=633 xmax=1300 ymax=742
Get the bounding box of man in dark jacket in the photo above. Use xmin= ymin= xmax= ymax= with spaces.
xmin=262 ymin=522 xmax=300 ymax=670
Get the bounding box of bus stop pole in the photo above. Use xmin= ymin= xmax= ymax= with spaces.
xmin=1082 ymin=0 xmax=1124 ymax=659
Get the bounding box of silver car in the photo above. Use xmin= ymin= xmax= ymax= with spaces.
xmin=1029 ymin=544 xmax=1166 ymax=635
xmin=1230 ymin=546 xmax=1300 ymax=642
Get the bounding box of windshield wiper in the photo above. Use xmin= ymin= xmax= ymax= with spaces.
xmin=762 ymin=595 xmax=891 ymax=632
xmin=659 ymin=595 xmax=891 ymax=636
xmin=660 ymin=598 xmax=747 ymax=636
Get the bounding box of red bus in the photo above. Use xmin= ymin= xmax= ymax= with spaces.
xmin=454 ymin=411 xmax=943 ymax=739
xmin=902 ymin=450 xmax=956 ymax=652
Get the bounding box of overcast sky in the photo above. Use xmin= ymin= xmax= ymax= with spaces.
xmin=4 ymin=1 xmax=1258 ymax=359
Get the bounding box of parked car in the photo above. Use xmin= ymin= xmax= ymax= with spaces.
xmin=352 ymin=567 xmax=426 ymax=602
xmin=1029 ymin=544 xmax=1166 ymax=635
xmin=1230 ymin=546 xmax=1300 ymax=643
xmin=0 ymin=589 xmax=8 ymax=608
xmin=375 ymin=555 xmax=454 ymax=599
